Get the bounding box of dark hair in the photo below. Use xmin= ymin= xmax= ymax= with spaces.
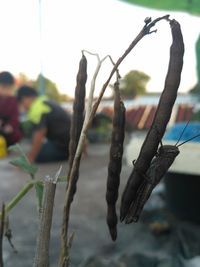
xmin=0 ymin=71 xmax=15 ymax=85
xmin=16 ymin=85 xmax=38 ymax=102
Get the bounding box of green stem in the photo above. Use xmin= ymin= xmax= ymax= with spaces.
xmin=4 ymin=182 xmax=35 ymax=215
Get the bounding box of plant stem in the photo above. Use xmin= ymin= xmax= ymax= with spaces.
xmin=59 ymin=52 xmax=104 ymax=267
xmin=5 ymin=182 xmax=34 ymax=215
xmin=33 ymin=178 xmax=57 ymax=267
xmin=59 ymin=14 xmax=170 ymax=267
xmin=88 ymin=15 xmax=170 ymax=125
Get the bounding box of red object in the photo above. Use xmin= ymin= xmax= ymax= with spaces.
xmin=184 ymin=106 xmax=193 ymax=121
xmin=133 ymin=106 xmax=145 ymax=128
xmin=176 ymin=105 xmax=185 ymax=122
xmin=0 ymin=96 xmax=22 ymax=146
xmin=145 ymin=106 xmax=157 ymax=129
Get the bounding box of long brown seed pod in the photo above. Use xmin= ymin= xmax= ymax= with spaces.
xmin=106 ymin=81 xmax=126 ymax=241
xmin=68 ymin=53 xmax=87 ymax=170
xmin=68 ymin=53 xmax=87 ymax=203
xmin=120 ymin=19 xmax=184 ymax=222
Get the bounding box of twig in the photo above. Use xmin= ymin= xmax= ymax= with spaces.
xmin=59 ymin=52 xmax=108 ymax=267
xmin=0 ymin=203 xmax=5 ymax=267
xmin=4 ymin=217 xmax=17 ymax=253
xmin=33 ymin=173 xmax=58 ymax=267
xmin=88 ymin=15 xmax=170 ymax=125
xmin=0 ymin=182 xmax=35 ymax=219
xmin=59 ymin=15 xmax=170 ymax=266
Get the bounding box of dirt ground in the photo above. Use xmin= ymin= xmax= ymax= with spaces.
xmin=1 ymin=142 xmax=200 ymax=267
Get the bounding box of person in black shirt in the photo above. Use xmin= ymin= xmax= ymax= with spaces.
xmin=16 ymin=85 xmax=71 ymax=163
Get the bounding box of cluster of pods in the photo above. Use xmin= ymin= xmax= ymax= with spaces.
xmin=69 ymin=18 xmax=185 ymax=241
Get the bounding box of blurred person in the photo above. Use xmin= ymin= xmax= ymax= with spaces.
xmin=0 ymin=71 xmax=22 ymax=147
xmin=16 ymin=85 xmax=71 ymax=163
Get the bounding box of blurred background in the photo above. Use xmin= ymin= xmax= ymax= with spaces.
xmin=0 ymin=0 xmax=199 ymax=98
xmin=0 ymin=1 xmax=200 ymax=267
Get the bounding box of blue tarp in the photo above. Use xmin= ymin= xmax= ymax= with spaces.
xmin=164 ymin=122 xmax=200 ymax=143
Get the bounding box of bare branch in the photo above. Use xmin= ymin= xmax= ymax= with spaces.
xmin=88 ymin=15 xmax=170 ymax=124
xmin=33 ymin=177 xmax=57 ymax=267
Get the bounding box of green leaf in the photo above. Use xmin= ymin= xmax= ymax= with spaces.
xmin=10 ymin=156 xmax=38 ymax=177
xmin=9 ymin=143 xmax=38 ymax=178
xmin=8 ymin=144 xmax=22 ymax=153
xmin=34 ymin=181 xmax=44 ymax=209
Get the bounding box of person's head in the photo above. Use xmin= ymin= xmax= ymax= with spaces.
xmin=0 ymin=71 xmax=15 ymax=96
xmin=16 ymin=85 xmax=38 ymax=111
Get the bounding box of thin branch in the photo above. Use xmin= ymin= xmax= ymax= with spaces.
xmin=82 ymin=50 xmax=100 ymax=60
xmin=0 ymin=182 xmax=35 ymax=219
xmin=88 ymin=14 xmax=169 ymax=125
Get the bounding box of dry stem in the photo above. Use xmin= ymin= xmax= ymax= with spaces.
xmin=59 ymin=14 xmax=170 ymax=267
xmin=33 ymin=170 xmax=59 ymax=267
xmin=59 ymin=52 xmax=108 ymax=267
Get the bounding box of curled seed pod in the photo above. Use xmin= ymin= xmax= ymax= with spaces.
xmin=68 ymin=54 xmax=87 ymax=203
xmin=106 ymin=81 xmax=126 ymax=241
xmin=120 ymin=19 xmax=184 ymax=222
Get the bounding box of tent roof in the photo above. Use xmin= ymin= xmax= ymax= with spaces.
xmin=120 ymin=0 xmax=200 ymax=15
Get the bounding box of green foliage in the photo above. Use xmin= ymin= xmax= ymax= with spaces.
xmin=7 ymin=144 xmax=66 ymax=214
xmin=189 ymin=83 xmax=200 ymax=95
xmin=120 ymin=70 xmax=150 ymax=98
xmin=18 ymin=73 xmax=72 ymax=102
xmin=196 ymin=34 xmax=200 ymax=84
xmin=8 ymin=144 xmax=43 ymax=210
xmin=10 ymin=156 xmax=38 ymax=178
xmin=9 ymin=144 xmax=38 ymax=178
xmin=33 ymin=74 xmax=61 ymax=102
xmin=120 ymin=0 xmax=200 ymax=14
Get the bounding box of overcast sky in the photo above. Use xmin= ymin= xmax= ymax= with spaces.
xmin=0 ymin=0 xmax=199 ymax=97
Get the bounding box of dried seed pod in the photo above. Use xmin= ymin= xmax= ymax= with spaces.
xmin=120 ymin=19 xmax=184 ymax=222
xmin=125 ymin=144 xmax=180 ymax=223
xmin=68 ymin=54 xmax=87 ymax=203
xmin=106 ymin=81 xmax=126 ymax=241
xmin=126 ymin=124 xmax=200 ymax=223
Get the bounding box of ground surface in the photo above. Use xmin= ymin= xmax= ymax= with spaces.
xmin=1 ymin=142 xmax=200 ymax=267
